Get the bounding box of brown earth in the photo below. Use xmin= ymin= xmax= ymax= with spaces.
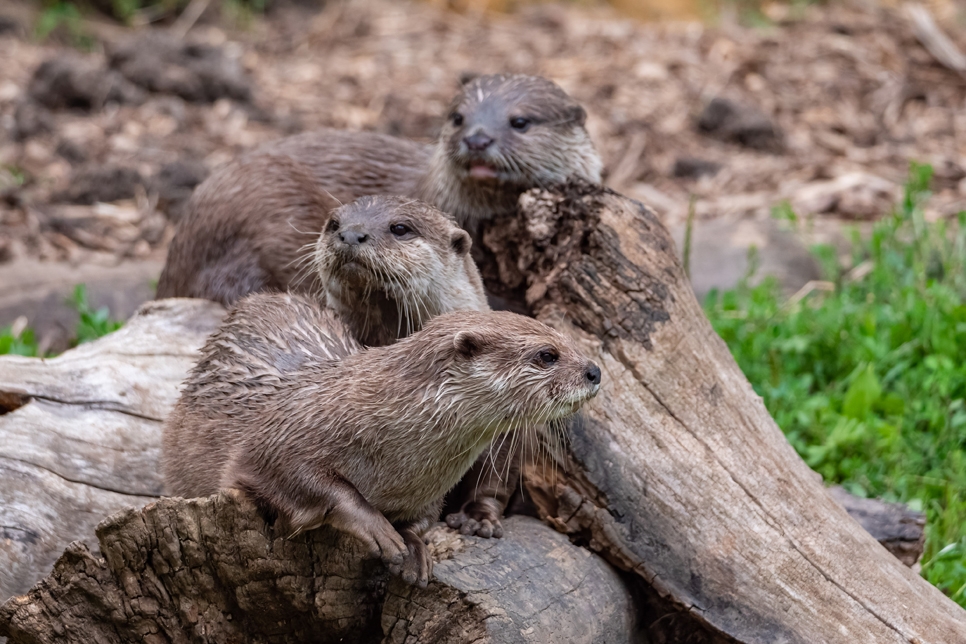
xmin=1 ymin=0 xmax=965 ymax=339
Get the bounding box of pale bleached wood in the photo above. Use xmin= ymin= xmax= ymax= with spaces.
xmin=0 ymin=299 xmax=224 ymax=421
xmin=0 ymin=298 xmax=225 ymax=601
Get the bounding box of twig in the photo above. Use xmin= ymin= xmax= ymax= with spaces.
xmin=844 ymin=259 xmax=874 ymax=283
xmin=606 ymin=132 xmax=647 ymax=190
xmin=170 ymin=0 xmax=211 ymax=39
xmin=683 ymin=194 xmax=696 ymax=280
xmin=784 ymin=280 xmax=835 ymax=308
xmin=903 ymin=3 xmax=966 ymax=75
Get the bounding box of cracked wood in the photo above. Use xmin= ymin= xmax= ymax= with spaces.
xmin=0 ymin=298 xmax=225 ymax=601
xmin=478 ymin=182 xmax=966 ymax=644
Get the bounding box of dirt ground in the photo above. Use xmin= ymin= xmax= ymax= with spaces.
xmin=2 ymin=0 xmax=966 ymax=347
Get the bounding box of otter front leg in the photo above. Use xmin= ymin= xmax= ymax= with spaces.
xmin=231 ymin=469 xmax=409 ymax=574
xmin=394 ymin=499 xmax=443 ymax=588
xmin=446 ymin=437 xmax=519 ymax=539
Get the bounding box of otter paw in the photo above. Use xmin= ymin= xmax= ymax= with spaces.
xmin=391 ymin=530 xmax=433 ymax=588
xmin=445 ymin=500 xmax=504 ymax=539
xmin=355 ymin=521 xmax=407 ymax=568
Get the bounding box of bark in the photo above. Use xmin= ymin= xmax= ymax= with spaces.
xmin=0 ymin=493 xmax=636 ymax=644
xmin=827 ymin=486 xmax=926 ymax=568
xmin=475 ymin=181 xmax=966 ymax=643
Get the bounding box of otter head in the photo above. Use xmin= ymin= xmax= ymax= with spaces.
xmin=427 ymin=310 xmax=601 ymax=433
xmin=314 ymin=195 xmax=484 ymax=345
xmin=425 ymin=74 xmax=603 ymax=230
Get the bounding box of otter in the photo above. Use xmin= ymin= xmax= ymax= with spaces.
xmin=313 ymin=195 xmax=487 ymax=347
xmin=156 ymin=159 xmax=488 ymax=345
xmin=163 ymin=293 xmax=602 ymax=587
xmin=216 ymin=73 xmax=602 ymax=232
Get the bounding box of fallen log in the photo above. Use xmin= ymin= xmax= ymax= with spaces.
xmin=0 ymin=493 xmax=637 ymax=644
xmin=477 ymin=182 xmax=966 ymax=643
xmin=0 ymin=298 xmax=225 ymax=602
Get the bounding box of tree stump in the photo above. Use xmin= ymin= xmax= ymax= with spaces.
xmin=477 ymin=182 xmax=966 ymax=643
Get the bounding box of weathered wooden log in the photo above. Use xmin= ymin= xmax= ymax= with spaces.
xmin=827 ymin=486 xmax=926 ymax=568
xmin=0 ymin=298 xmax=225 ymax=602
xmin=476 ymin=182 xmax=966 ymax=643
xmin=0 ymin=493 xmax=637 ymax=644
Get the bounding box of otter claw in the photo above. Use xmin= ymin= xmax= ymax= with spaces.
xmin=445 ymin=512 xmax=464 ymax=530
xmin=393 ymin=530 xmax=432 ymax=588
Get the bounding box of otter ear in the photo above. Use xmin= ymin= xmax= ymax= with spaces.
xmin=453 ymin=330 xmax=488 ymax=359
xmin=450 ymin=230 xmax=471 ymax=256
xmin=459 ymin=71 xmax=480 ymax=86
xmin=568 ymin=105 xmax=587 ymax=126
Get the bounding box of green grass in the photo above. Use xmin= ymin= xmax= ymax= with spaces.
xmin=35 ymin=0 xmax=95 ymax=49
xmin=32 ymin=0 xmax=266 ymax=34
xmin=704 ymin=162 xmax=966 ymax=606
xmin=0 ymin=284 xmax=123 ymax=357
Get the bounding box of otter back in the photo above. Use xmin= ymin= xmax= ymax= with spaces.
xmin=156 ymin=154 xmax=341 ymax=305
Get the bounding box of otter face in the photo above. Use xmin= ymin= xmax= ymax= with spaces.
xmin=314 ymin=195 xmax=473 ymax=336
xmin=316 ymin=195 xmax=470 ymax=289
xmin=439 ymin=74 xmax=603 ymax=190
xmin=433 ymin=311 xmax=601 ymax=428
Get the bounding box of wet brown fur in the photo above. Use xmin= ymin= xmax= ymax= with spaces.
xmin=157 ymin=171 xmax=487 ymax=343
xmin=313 ymin=195 xmax=488 ymax=347
xmin=159 ymin=177 xmax=518 ymax=535
xmin=242 ymin=74 xmax=601 ymax=230
xmin=155 ymin=154 xmax=340 ymax=305
xmin=162 ymin=293 xmax=601 ymax=586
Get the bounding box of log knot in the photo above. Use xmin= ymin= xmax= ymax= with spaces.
xmin=481 ymin=180 xmax=673 ymax=349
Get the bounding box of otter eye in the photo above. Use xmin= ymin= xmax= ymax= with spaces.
xmin=390 ymin=223 xmax=412 ymax=237
xmin=451 ymin=113 xmax=464 ymax=127
xmin=326 ymin=219 xmax=340 ymax=233
xmin=509 ymin=117 xmax=531 ymax=132
xmin=536 ymin=349 xmax=559 ymax=367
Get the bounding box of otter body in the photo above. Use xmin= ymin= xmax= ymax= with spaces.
xmin=263 ymin=74 xmax=602 ymax=230
xmin=163 ymin=293 xmax=601 ymax=586
xmin=155 ymin=154 xmax=341 ymax=305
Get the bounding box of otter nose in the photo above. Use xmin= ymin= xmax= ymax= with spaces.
xmin=463 ymin=133 xmax=494 ymax=151
xmin=585 ymin=363 xmax=601 ymax=387
xmin=339 ymin=230 xmax=368 ymax=246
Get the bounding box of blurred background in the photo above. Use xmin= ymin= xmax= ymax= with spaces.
xmin=0 ymin=0 xmax=964 ymax=608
